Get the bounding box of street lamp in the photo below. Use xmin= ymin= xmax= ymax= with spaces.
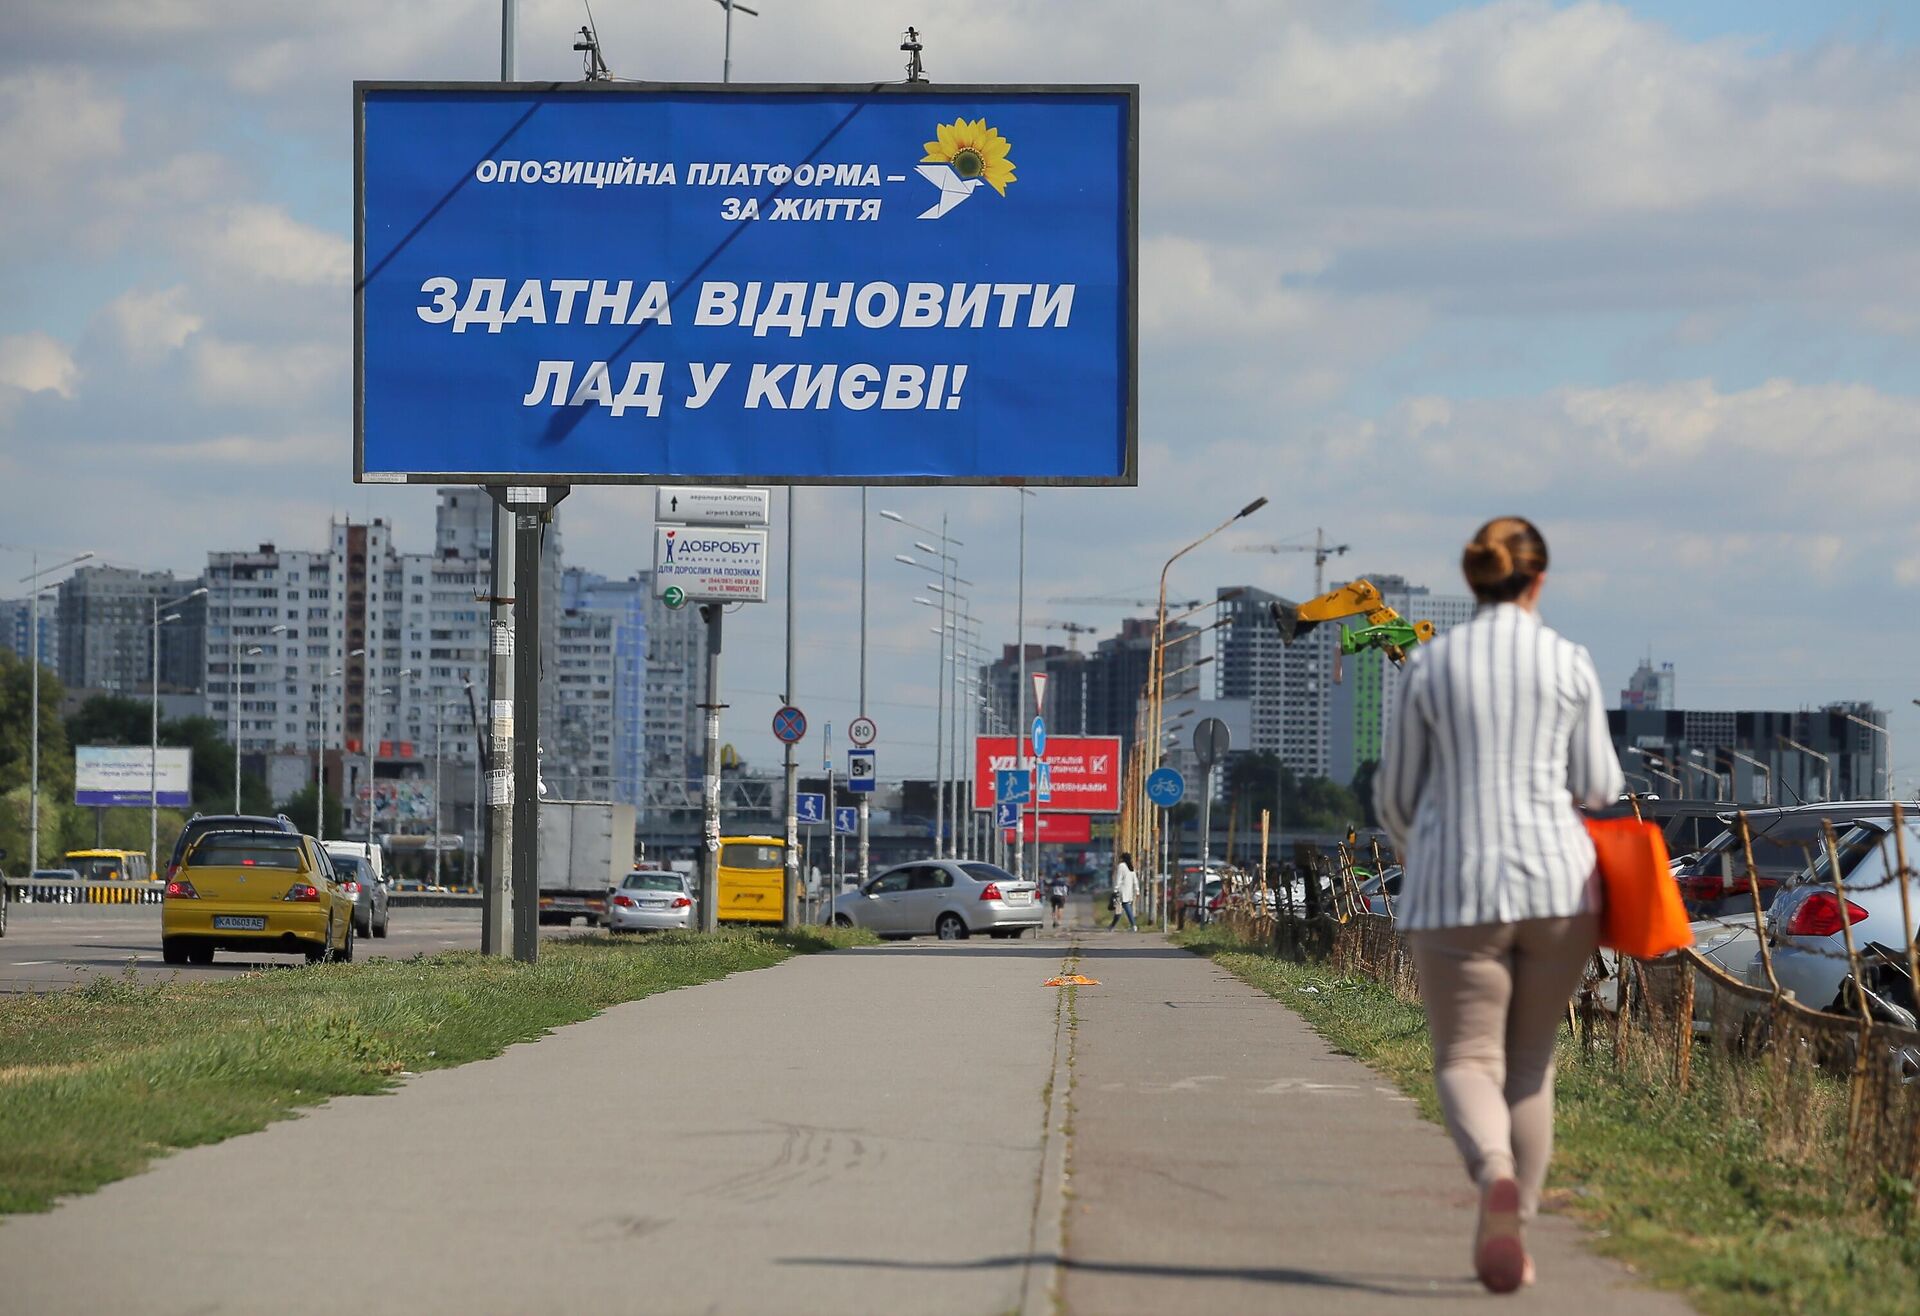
xmin=231 ymin=641 xmax=263 ymax=812
xmin=708 ymin=0 xmax=760 ymax=84
xmin=365 ymin=686 xmax=394 ymax=856
xmin=1627 ymin=746 xmax=1684 ymax=797
xmin=1778 ymin=735 xmax=1833 ymax=803
xmin=1148 ymin=497 xmax=1268 ymax=910
xmin=1728 ymin=749 xmax=1773 ymax=805
xmin=1684 ymin=749 xmax=1726 ymax=802
xmin=150 ymin=585 xmax=206 ymax=876
xmin=18 ymin=548 xmax=94 ymax=872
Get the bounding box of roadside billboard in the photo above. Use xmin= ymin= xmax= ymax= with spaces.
xmin=75 ymin=747 xmax=192 ymax=808
xmin=973 ymin=735 xmax=1122 ymax=814
xmin=355 ymin=83 xmax=1137 ymax=485
xmin=1004 ymin=812 xmax=1093 ymax=844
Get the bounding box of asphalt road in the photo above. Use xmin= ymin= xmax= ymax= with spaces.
xmin=0 ymin=905 xmax=582 ymax=993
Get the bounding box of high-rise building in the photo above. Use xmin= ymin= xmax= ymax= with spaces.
xmin=55 ymin=565 xmax=206 ymax=696
xmin=197 ymin=491 xmax=588 ymax=835
xmin=1621 ymin=658 xmax=1676 ymax=711
xmin=1610 ymin=703 xmax=1887 ymax=804
xmin=1219 ymin=575 xmax=1474 ymax=782
xmin=981 ymin=619 xmax=1200 ymax=754
xmin=1328 ymin=575 xmax=1476 ymax=784
xmin=0 ymin=596 xmax=60 ymax=672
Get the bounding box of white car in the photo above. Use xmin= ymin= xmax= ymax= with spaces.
xmin=1748 ymin=813 xmax=1917 ymax=1015
xmin=604 ymin=869 xmax=695 ymax=933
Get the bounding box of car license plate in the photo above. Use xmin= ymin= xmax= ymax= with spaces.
xmin=641 ymin=899 xmax=669 ymax=909
xmin=1006 ymin=892 xmax=1030 ymax=904
xmin=213 ymin=915 xmax=266 ymax=931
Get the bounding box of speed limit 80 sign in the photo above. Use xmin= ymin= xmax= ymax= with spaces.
xmin=848 ymin=716 xmax=877 ymax=747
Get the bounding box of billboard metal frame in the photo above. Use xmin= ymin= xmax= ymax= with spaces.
xmin=353 ymin=80 xmax=1139 ymax=489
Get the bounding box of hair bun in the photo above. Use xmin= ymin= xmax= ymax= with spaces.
xmin=1462 ymin=539 xmax=1514 ymax=589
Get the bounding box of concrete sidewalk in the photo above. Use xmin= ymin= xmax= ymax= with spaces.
xmin=0 ymin=929 xmax=1690 ymax=1314
xmin=1062 ymin=931 xmax=1691 ymax=1313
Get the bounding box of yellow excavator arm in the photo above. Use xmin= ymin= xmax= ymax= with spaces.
xmin=1269 ymin=580 xmax=1436 ymax=666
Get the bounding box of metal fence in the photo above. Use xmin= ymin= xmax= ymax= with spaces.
xmin=1208 ymin=811 xmax=1920 ymax=1207
xmin=1 ymin=879 xmax=166 ymax=905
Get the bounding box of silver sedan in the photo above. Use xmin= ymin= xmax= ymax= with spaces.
xmin=825 ymin=860 xmax=1041 ymax=940
xmin=605 ymin=869 xmax=695 ymax=933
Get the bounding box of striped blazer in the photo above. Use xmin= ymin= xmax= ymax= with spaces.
xmin=1375 ymin=603 xmax=1625 ymax=931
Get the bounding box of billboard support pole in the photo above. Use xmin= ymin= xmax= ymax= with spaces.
xmin=857 ymin=489 xmax=870 ymax=890
xmin=698 ymin=603 xmax=726 ymax=933
xmin=782 ymin=487 xmax=798 ymax=930
xmin=510 ymin=489 xmax=559 ymax=964
xmin=481 ymin=2 xmax=518 ymax=959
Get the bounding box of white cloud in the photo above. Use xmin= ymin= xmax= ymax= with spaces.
xmin=188 ymin=337 xmax=345 ymax=407
xmin=187 ymin=205 xmax=352 ymax=288
xmin=0 ymin=331 xmax=80 ymax=398
xmin=104 ymin=286 xmax=202 ymax=363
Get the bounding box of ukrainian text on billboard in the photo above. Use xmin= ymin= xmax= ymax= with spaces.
xmin=357 ymin=84 xmax=1135 ymax=484
xmin=75 ymin=747 xmax=193 ymax=809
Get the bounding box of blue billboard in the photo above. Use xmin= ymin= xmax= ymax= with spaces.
xmin=355 ymin=83 xmax=1137 ymax=485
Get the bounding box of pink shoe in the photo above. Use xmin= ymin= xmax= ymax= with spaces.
xmin=1474 ymin=1177 xmax=1527 ymax=1295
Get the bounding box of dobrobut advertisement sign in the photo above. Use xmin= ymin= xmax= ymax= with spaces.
xmin=973 ymin=735 xmax=1122 ymax=814
xmin=655 ymin=525 xmax=769 ymax=601
xmin=75 ymin=747 xmax=192 ymax=808
xmin=355 ymin=83 xmax=1137 ymax=485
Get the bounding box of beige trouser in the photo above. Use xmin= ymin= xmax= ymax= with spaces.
xmin=1407 ymin=914 xmax=1598 ymax=1219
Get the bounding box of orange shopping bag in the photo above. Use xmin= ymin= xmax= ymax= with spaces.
xmin=1585 ymin=816 xmax=1693 ymax=959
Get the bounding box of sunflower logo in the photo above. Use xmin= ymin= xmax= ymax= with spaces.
xmin=915 ymin=117 xmax=1016 ymax=220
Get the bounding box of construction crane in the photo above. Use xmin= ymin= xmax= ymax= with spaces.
xmin=1035 ymin=620 xmax=1098 ymax=652
xmin=1046 ymin=596 xmax=1212 ymax=611
xmin=1236 ymin=527 xmax=1350 ymax=594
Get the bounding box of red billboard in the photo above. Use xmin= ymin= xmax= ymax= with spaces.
xmin=974 ymin=735 xmax=1123 ymax=814
xmin=1003 ymin=812 xmax=1094 ymax=844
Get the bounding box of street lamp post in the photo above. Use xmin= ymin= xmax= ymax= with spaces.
xmin=19 ymin=550 xmax=94 ymax=873
xmin=888 ymin=514 xmax=965 ymax=855
xmin=1684 ymin=749 xmax=1726 ymax=802
xmin=1148 ymin=498 xmax=1267 ymax=915
xmin=1627 ymin=746 xmax=1685 ymax=797
xmin=149 ymin=584 xmax=205 ymax=876
xmin=1728 ymin=749 xmax=1773 ymax=805
xmin=1779 ymin=735 xmax=1833 ymax=803
xmin=366 ymin=685 xmax=395 ymax=857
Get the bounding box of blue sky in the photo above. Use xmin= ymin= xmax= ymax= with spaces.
xmin=2 ymin=0 xmax=1917 ymax=789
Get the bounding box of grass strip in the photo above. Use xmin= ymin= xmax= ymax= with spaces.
xmin=1177 ymin=925 xmax=1920 ymax=1316
xmin=0 ymin=926 xmax=871 ymax=1214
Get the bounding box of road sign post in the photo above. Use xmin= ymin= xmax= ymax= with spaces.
xmin=1192 ymin=717 xmax=1232 ymax=920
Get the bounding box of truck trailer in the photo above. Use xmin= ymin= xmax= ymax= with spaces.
xmin=537 ymin=799 xmax=638 ymax=925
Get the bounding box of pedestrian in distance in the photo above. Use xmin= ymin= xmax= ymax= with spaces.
xmin=1375 ymin=517 xmax=1625 ymax=1296
xmin=1107 ymin=853 xmax=1138 ymax=931
xmin=1048 ymin=872 xmax=1070 ymax=929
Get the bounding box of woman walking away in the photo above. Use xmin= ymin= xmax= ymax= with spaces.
xmin=1107 ymin=853 xmax=1138 ymax=931
xmin=1375 ymin=517 xmax=1623 ymax=1295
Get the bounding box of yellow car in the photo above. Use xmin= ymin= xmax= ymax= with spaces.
xmin=162 ymin=830 xmax=354 ymax=966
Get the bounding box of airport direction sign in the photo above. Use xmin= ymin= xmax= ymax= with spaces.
xmin=772 ymin=705 xmax=808 ymax=744
xmin=653 ymin=526 xmax=767 ymax=602
xmin=848 ymin=715 xmax=877 ymax=747
xmin=846 ymin=749 xmax=877 ymax=792
xmin=1146 ymin=766 xmax=1185 ymax=808
xmin=834 ymin=806 xmax=858 ymax=835
xmin=996 ymin=799 xmax=1021 ymax=829
xmin=796 ymin=792 xmax=825 ymax=824
xmin=656 ymin=486 xmax=770 ymax=527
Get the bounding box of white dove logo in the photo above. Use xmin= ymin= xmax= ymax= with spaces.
xmin=915 ymin=164 xmax=982 ymax=220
